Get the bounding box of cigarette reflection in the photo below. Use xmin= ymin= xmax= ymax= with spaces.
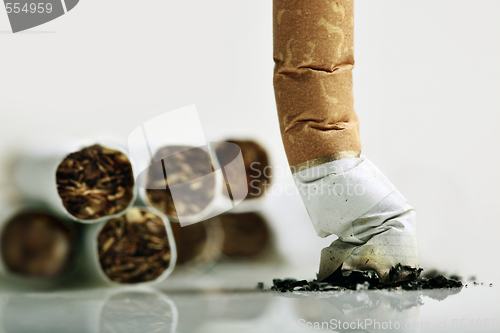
xmin=0 ymin=289 xmax=178 ymax=333
xmin=293 ymin=288 xmax=461 ymax=333
xmin=100 ymin=291 xmax=178 ymax=333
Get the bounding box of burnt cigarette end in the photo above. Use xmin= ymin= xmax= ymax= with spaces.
xmin=215 ymin=140 xmax=271 ymax=200
xmin=219 ymin=213 xmax=271 ymax=258
xmin=97 ymin=208 xmax=172 ymax=283
xmin=56 ymin=144 xmax=135 ymax=220
xmin=1 ymin=211 xmax=76 ymax=278
xmin=146 ymin=146 xmax=216 ymax=219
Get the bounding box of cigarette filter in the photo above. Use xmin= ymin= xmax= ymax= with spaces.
xmin=274 ymin=0 xmax=361 ymax=168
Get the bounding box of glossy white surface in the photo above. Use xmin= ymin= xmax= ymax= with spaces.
xmin=0 ymin=282 xmax=497 ymax=333
xmin=0 ymin=265 xmax=498 ymax=333
xmin=0 ymin=1 xmax=499 ymax=331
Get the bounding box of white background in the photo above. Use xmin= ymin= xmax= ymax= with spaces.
xmin=0 ymin=0 xmax=499 ymax=280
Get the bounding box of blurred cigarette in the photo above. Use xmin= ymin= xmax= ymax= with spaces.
xmin=170 ymin=218 xmax=223 ymax=269
xmin=80 ymin=206 xmax=176 ymax=285
xmin=140 ymin=145 xmax=220 ymax=224
xmin=14 ymin=141 xmax=136 ymax=223
xmin=0 ymin=206 xmax=77 ymax=284
xmin=215 ymin=140 xmax=271 ymax=210
xmin=218 ymin=212 xmax=272 ymax=259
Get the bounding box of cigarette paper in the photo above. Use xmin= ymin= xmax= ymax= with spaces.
xmin=293 ymin=156 xmax=418 ymax=282
xmin=13 ymin=140 xmax=137 ymax=224
xmin=80 ymin=206 xmax=176 ymax=285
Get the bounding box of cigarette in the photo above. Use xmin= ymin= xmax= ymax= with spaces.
xmin=214 ymin=140 xmax=272 ymax=210
xmin=170 ymin=219 xmax=223 ymax=268
xmin=81 ymin=206 xmax=176 ymax=285
xmin=0 ymin=206 xmax=77 ymax=284
xmin=14 ymin=141 xmax=136 ymax=223
xmin=218 ymin=212 xmax=272 ymax=259
xmin=273 ymin=0 xmax=418 ymax=282
xmin=141 ymin=145 xmax=220 ymax=224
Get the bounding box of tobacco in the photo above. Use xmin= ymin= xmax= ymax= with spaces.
xmin=1 ymin=211 xmax=76 ymax=278
xmin=97 ymin=208 xmax=172 ymax=283
xmin=56 ymin=144 xmax=135 ymax=220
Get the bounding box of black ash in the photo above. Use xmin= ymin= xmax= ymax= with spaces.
xmin=267 ymin=264 xmax=463 ymax=292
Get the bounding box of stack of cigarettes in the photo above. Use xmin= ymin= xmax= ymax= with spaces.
xmin=1 ymin=141 xmax=176 ymax=286
xmin=1 ymin=132 xmax=278 ymax=284
xmin=273 ymin=0 xmax=419 ymax=282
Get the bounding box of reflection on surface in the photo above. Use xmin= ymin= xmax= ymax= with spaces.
xmin=294 ymin=290 xmax=423 ymax=333
xmin=1 ymin=293 xmax=100 ymax=333
xmin=0 ymin=289 xmax=177 ymax=333
xmin=0 ymin=285 xmax=468 ymax=333
xmin=100 ymin=291 xmax=177 ymax=333
xmin=171 ymin=287 xmax=463 ymax=333
xmin=285 ymin=287 xmax=462 ymax=333
xmin=168 ymin=291 xmax=272 ymax=333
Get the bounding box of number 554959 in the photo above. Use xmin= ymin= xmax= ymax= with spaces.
xmin=5 ymin=3 xmax=53 ymax=14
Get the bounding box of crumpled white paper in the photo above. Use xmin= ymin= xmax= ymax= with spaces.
xmin=293 ymin=156 xmax=418 ymax=281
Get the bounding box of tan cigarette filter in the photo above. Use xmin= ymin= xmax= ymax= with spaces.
xmin=273 ymin=0 xmax=361 ymax=168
